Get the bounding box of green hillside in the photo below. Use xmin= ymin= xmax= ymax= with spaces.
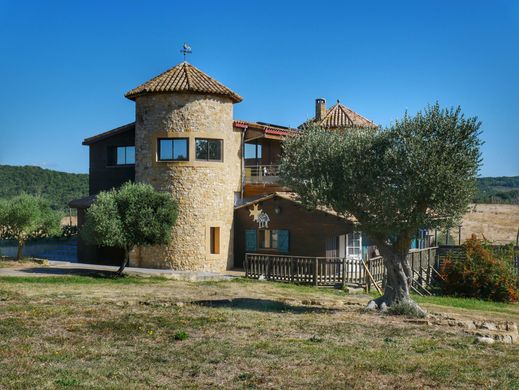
xmin=475 ymin=176 xmax=519 ymax=204
xmin=0 ymin=165 xmax=88 ymax=210
xmin=0 ymin=164 xmax=517 ymax=208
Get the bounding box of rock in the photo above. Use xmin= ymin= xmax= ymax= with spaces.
xmin=463 ymin=321 xmax=476 ymax=330
xmin=175 ymin=302 xmax=184 ymax=308
xmin=476 ymin=336 xmax=495 ymax=344
xmin=479 ymin=322 xmax=498 ymax=331
xmin=366 ymin=301 xmax=378 ymax=310
xmin=507 ymin=323 xmax=518 ymax=332
xmin=258 ymin=275 xmax=266 ymax=281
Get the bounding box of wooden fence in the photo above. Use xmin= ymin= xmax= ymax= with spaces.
xmin=244 ymin=247 xmax=438 ymax=292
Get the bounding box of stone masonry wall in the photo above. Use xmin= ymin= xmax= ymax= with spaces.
xmin=132 ymin=93 xmax=242 ymax=271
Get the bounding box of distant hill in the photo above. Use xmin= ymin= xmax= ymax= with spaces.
xmin=475 ymin=176 xmax=519 ymax=204
xmin=0 ymin=165 xmax=88 ymax=210
xmin=0 ymin=165 xmax=516 ymax=209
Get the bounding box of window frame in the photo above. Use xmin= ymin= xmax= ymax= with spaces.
xmin=345 ymin=232 xmax=362 ymax=260
xmin=157 ymin=138 xmax=189 ymax=162
xmin=108 ymin=145 xmax=135 ymax=167
xmin=195 ymin=138 xmax=223 ymax=162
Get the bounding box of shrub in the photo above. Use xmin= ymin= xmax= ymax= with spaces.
xmin=439 ymin=236 xmax=518 ymax=302
xmin=385 ymin=302 xmax=427 ymax=318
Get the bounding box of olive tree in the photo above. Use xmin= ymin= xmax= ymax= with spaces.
xmin=82 ymin=182 xmax=178 ymax=274
xmin=0 ymin=194 xmax=62 ymax=260
xmin=281 ymin=104 xmax=481 ymax=313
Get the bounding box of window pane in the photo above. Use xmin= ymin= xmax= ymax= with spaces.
xmin=116 ymin=147 xmax=126 ymax=165
xmin=244 ymin=143 xmax=256 ymax=159
xmin=159 ymin=140 xmax=173 ymax=160
xmin=196 ymin=139 xmax=208 ymax=160
xmin=126 ymin=147 xmax=135 ymax=164
xmin=271 ymin=230 xmax=278 ymax=249
xmin=208 ymin=140 xmax=222 ymax=160
xmin=173 ymin=139 xmax=188 ymax=160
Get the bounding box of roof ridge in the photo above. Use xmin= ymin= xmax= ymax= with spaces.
xmin=125 ymin=61 xmax=242 ymax=102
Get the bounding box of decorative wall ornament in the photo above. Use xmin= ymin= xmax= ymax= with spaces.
xmin=249 ymin=204 xmax=262 ymax=221
xmin=257 ymin=212 xmax=270 ymax=228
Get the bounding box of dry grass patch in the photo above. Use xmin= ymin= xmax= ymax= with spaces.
xmin=0 ymin=276 xmax=519 ymax=389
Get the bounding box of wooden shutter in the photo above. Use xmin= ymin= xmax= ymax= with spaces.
xmin=278 ymin=230 xmax=289 ymax=253
xmin=245 ymin=229 xmax=257 ymax=252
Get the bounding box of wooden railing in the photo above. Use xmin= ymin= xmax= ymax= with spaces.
xmin=244 ymin=165 xmax=280 ymax=184
xmin=244 ymin=247 xmax=439 ymax=292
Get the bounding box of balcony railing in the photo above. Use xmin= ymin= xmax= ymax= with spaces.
xmin=244 ymin=164 xmax=280 ymax=184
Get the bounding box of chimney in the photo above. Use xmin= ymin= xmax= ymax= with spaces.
xmin=315 ymin=98 xmax=326 ymax=120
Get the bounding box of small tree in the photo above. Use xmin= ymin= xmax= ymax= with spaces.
xmin=0 ymin=194 xmax=62 ymax=260
xmin=82 ymin=182 xmax=178 ymax=274
xmin=281 ymin=104 xmax=481 ymax=313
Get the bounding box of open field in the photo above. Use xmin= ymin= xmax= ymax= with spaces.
xmin=1 ymin=276 xmax=519 ymax=389
xmin=460 ymin=203 xmax=519 ymax=244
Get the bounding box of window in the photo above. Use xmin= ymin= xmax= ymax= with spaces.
xmin=196 ymin=138 xmax=222 ymax=161
xmin=210 ymin=227 xmax=220 ymax=255
xmin=244 ymin=142 xmax=262 ymax=160
xmin=337 ymin=232 xmax=363 ymax=260
xmin=346 ymin=232 xmax=362 ymax=260
xmin=259 ymin=229 xmax=289 ymax=252
xmin=109 ymin=146 xmax=135 ymax=166
xmin=158 ymin=138 xmax=188 ymax=161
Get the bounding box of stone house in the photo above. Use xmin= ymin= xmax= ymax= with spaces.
xmin=70 ymin=61 xmax=389 ymax=271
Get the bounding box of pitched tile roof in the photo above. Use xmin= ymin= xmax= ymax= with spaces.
xmin=234 ymin=120 xmax=301 ymax=136
xmin=301 ymin=100 xmax=377 ymax=130
xmin=125 ymin=62 xmax=243 ymax=103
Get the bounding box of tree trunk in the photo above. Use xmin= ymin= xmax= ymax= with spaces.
xmin=367 ymin=244 xmax=425 ymax=315
xmin=116 ymin=247 xmax=130 ymax=275
xmin=16 ymin=240 xmax=25 ymax=260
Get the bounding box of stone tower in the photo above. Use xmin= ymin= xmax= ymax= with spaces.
xmin=125 ymin=62 xmax=243 ymax=271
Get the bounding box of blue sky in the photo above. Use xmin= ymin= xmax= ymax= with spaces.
xmin=0 ymin=0 xmax=517 ymax=176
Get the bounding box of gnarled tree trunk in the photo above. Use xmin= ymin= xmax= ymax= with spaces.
xmin=16 ymin=240 xmax=25 ymax=260
xmin=367 ymin=243 xmax=425 ymax=315
xmin=116 ymin=247 xmax=131 ymax=275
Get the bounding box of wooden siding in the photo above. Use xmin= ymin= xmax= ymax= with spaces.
xmin=88 ymin=129 xmax=135 ymax=195
xmin=234 ymin=197 xmax=356 ymax=268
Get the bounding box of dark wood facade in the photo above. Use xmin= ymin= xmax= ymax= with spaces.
xmin=234 ymin=195 xmax=358 ymax=268
xmin=86 ymin=125 xmax=135 ymax=195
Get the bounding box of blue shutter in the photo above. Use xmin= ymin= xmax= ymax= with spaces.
xmin=245 ymin=229 xmax=257 ymax=252
xmin=278 ymin=230 xmax=289 ymax=253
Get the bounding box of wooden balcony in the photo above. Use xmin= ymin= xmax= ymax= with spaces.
xmin=244 ymin=164 xmax=280 ymax=184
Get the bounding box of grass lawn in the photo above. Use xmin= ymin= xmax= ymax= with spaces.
xmin=1 ymin=276 xmax=518 ymax=389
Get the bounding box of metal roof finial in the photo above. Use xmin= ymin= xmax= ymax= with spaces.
xmin=180 ymin=43 xmax=192 ymax=62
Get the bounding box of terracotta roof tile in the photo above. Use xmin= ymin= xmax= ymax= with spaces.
xmin=125 ymin=62 xmax=243 ymax=103
xmin=301 ymin=101 xmax=377 ymax=130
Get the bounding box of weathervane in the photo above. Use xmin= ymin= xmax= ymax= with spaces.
xmin=180 ymin=43 xmax=192 ymax=61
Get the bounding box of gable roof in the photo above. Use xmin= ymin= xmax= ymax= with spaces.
xmin=235 ymin=192 xmax=358 ymax=223
xmin=82 ymin=122 xmax=135 ymax=145
xmin=125 ymin=62 xmax=243 ymax=103
xmin=301 ymin=100 xmax=377 ymax=130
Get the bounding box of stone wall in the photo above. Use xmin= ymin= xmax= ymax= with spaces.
xmin=131 ymin=93 xmax=242 ymax=271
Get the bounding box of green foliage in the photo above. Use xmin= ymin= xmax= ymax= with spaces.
xmin=173 ymin=331 xmax=189 ymax=341
xmin=82 ymin=182 xmax=178 ymax=265
xmin=474 ymin=176 xmax=519 ymax=204
xmin=385 ymin=302 xmax=426 ymax=318
xmin=0 ymin=194 xmax=62 ymax=259
xmin=439 ymin=236 xmax=518 ymax=302
xmin=281 ymin=103 xmax=482 ymax=247
xmin=0 ymin=165 xmax=88 ymax=211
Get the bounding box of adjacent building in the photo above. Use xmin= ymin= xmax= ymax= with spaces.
xmin=70 ymin=61 xmax=388 ymax=271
